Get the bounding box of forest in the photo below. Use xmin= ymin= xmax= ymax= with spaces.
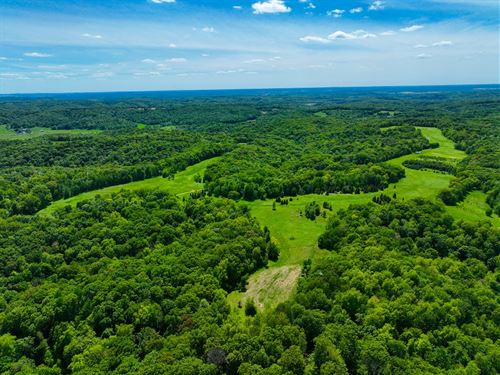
xmin=0 ymin=87 xmax=499 ymax=374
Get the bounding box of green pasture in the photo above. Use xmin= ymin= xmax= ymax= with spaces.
xmin=0 ymin=125 xmax=101 ymax=140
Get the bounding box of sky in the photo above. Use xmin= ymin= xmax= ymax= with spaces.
xmin=0 ymin=0 xmax=498 ymax=93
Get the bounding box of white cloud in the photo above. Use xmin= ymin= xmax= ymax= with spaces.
xmin=24 ymin=52 xmax=51 ymax=58
xmin=168 ymin=43 xmax=177 ymax=48
xmin=233 ymin=5 xmax=242 ymax=10
xmin=380 ymin=30 xmax=396 ymax=36
xmin=0 ymin=72 xmax=30 ymax=80
xmin=306 ymin=3 xmax=316 ymax=9
xmin=252 ymin=0 xmax=291 ymax=14
xmin=91 ymin=72 xmax=114 ymax=78
xmin=151 ymin=0 xmax=175 ymax=3
xmin=328 ymin=30 xmax=376 ymax=40
xmin=202 ymin=27 xmax=216 ymax=33
xmin=168 ymin=58 xmax=187 ymax=62
xmin=414 ymin=44 xmax=428 ymax=48
xmin=353 ymin=30 xmax=377 ymax=39
xmin=133 ymin=71 xmax=161 ymax=76
xmin=328 ymin=31 xmax=357 ymax=40
xmin=416 ymin=53 xmax=432 ymax=59
xmin=243 ymin=58 xmax=265 ymax=64
xmin=141 ymin=58 xmax=156 ymax=64
xmin=216 ymin=69 xmax=245 ymax=74
xmin=349 ymin=7 xmax=363 ymax=13
xmin=82 ymin=33 xmax=102 ymax=39
xmin=37 ymin=64 xmax=67 ymax=70
xmin=369 ymin=1 xmax=385 ymax=10
xmin=432 ymin=40 xmax=453 ymax=46
xmin=300 ymin=35 xmax=330 ymax=44
xmin=155 ymin=63 xmax=171 ymax=70
xmin=401 ymin=25 xmax=424 ymax=32
xmin=327 ymin=9 xmax=345 ymax=18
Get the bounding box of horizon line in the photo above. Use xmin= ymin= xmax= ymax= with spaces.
xmin=1 ymin=83 xmax=499 ymax=97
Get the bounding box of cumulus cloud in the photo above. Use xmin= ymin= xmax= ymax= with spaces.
xmin=328 ymin=30 xmax=376 ymax=40
xmin=414 ymin=44 xmax=428 ymax=48
xmin=300 ymin=35 xmax=330 ymax=44
xmin=202 ymin=27 xmax=216 ymax=33
xmin=24 ymin=52 xmax=52 ymax=58
xmin=141 ymin=59 xmax=156 ymax=64
xmin=252 ymin=0 xmax=291 ymax=14
xmin=349 ymin=7 xmax=363 ymax=13
xmin=233 ymin=5 xmax=242 ymax=10
xmin=416 ymin=53 xmax=432 ymax=59
xmin=82 ymin=33 xmax=102 ymax=39
xmin=168 ymin=43 xmax=177 ymax=48
xmin=380 ymin=30 xmax=396 ymax=36
xmin=328 ymin=31 xmax=357 ymax=40
xmin=327 ymin=9 xmax=345 ymax=18
xmin=151 ymin=0 xmax=175 ymax=3
xmin=369 ymin=1 xmax=385 ymax=10
xmin=401 ymin=25 xmax=424 ymax=32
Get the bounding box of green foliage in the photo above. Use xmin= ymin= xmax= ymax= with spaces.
xmin=403 ymin=157 xmax=456 ymax=174
xmin=304 ymin=201 xmax=321 ymax=221
xmin=0 ymin=89 xmax=498 ymax=374
xmin=204 ymin=119 xmax=421 ymax=200
xmin=0 ymin=129 xmax=230 ymax=214
xmin=0 ymin=191 xmax=275 ymax=373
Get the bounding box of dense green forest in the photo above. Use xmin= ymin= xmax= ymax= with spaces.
xmin=0 ymin=88 xmax=499 ymax=374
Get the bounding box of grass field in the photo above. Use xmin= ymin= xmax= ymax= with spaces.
xmin=39 ymin=157 xmax=219 ymax=215
xmin=0 ymin=125 xmax=101 ymax=139
xmin=229 ymin=127 xmax=497 ymax=312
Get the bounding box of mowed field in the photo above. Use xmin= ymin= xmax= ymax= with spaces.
xmin=39 ymin=157 xmax=220 ymax=215
xmin=0 ymin=125 xmax=101 ymax=139
xmin=229 ymin=127 xmax=498 ymax=312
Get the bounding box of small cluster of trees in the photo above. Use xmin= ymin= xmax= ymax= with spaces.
xmin=304 ymin=201 xmax=321 ymax=220
xmin=403 ymin=158 xmax=456 ymax=174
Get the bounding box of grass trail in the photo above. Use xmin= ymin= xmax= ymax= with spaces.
xmin=39 ymin=158 xmax=219 ymax=215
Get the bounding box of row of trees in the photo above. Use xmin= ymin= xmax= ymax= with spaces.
xmin=402 ymin=158 xmax=456 ymax=174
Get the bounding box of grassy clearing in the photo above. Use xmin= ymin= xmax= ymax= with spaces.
xmin=229 ymin=127 xmax=493 ymax=312
xmin=447 ymin=191 xmax=500 ymax=226
xmin=39 ymin=158 xmax=219 ymax=216
xmin=0 ymin=125 xmax=101 ymax=140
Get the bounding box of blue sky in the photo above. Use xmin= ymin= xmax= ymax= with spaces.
xmin=0 ymin=0 xmax=498 ymax=93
